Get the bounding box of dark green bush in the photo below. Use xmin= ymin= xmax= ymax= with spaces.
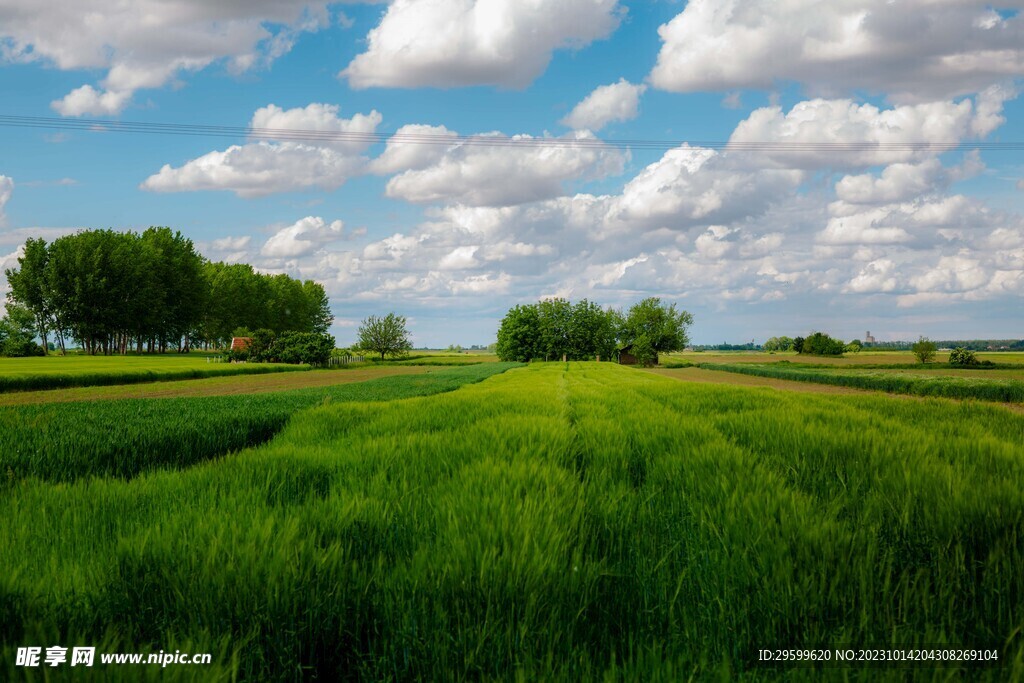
xmin=270 ymin=332 xmax=335 ymax=365
xmin=949 ymin=347 xmax=978 ymax=366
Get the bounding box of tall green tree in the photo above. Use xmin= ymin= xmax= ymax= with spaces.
xmin=536 ymin=298 xmax=573 ymax=361
xmin=0 ymin=302 xmax=45 ymax=356
xmin=358 ymin=313 xmax=412 ymax=360
xmin=619 ymin=298 xmax=693 ymax=360
xmin=4 ymin=237 xmax=51 ymax=353
xmin=912 ymin=336 xmax=937 ymax=364
xmin=568 ymin=299 xmax=620 ymax=360
xmin=303 ymin=280 xmax=333 ymax=335
xmin=495 ymin=304 xmax=542 ymax=362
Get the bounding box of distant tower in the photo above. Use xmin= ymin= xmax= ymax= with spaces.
xmin=865 ymin=331 xmax=876 ymax=343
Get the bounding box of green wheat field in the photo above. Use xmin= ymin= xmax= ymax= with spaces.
xmin=1 ymin=362 xmax=1022 ymax=681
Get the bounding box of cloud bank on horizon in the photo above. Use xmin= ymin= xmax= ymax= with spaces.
xmin=1 ymin=0 xmax=1023 ymax=345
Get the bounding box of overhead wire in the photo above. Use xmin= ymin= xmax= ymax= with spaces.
xmin=1 ymin=113 xmax=1022 ymax=152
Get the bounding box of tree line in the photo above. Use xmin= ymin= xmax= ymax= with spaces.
xmin=763 ymin=333 xmax=861 ymax=356
xmin=495 ymin=297 xmax=692 ymax=365
xmin=5 ymin=228 xmax=332 ymax=355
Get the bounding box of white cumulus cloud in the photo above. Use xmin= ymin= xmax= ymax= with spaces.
xmin=605 ymin=145 xmax=804 ymax=232
xmin=51 ymin=85 xmax=134 ymax=117
xmin=729 ymin=93 xmax=1009 ymax=169
xmin=649 ymin=0 xmax=1024 ymax=102
xmin=382 ymin=130 xmax=626 ymax=207
xmin=1 ymin=0 xmax=332 ymax=116
xmin=262 ymin=216 xmax=349 ymax=258
xmin=141 ymin=104 xmax=381 ymax=197
xmin=341 ymin=0 xmax=624 ymax=89
xmin=561 ymin=79 xmax=647 ymax=131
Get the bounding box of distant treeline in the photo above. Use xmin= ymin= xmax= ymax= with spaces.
xmin=692 ymin=343 xmax=761 ymax=351
xmin=5 ymin=228 xmax=332 ymax=355
xmin=865 ymin=340 xmax=1024 ymax=351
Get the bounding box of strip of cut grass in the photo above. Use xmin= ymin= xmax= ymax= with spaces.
xmin=1 ymin=362 xmax=1021 ymax=680
xmin=0 ymin=363 xmax=520 ymax=484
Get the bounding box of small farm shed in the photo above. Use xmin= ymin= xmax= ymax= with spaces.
xmin=618 ymin=344 xmax=658 ymax=366
xmin=231 ymin=336 xmax=252 ymax=352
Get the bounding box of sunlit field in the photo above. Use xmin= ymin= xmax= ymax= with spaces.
xmin=695 ymin=363 xmax=1024 ymax=404
xmin=2 ymin=362 xmax=1021 ymax=681
xmin=667 ymin=350 xmax=1024 ymax=366
xmin=0 ymin=364 xmax=518 ymax=483
xmin=0 ymin=365 xmax=431 ymax=407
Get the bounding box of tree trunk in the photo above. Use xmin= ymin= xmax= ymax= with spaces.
xmin=38 ymin=319 xmax=49 ymax=355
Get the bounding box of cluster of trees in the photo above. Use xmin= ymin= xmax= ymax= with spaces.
xmin=692 ymin=342 xmax=759 ymax=351
xmin=4 ymin=229 xmax=332 ymax=355
xmin=763 ymin=333 xmax=861 ymax=356
xmin=763 ymin=336 xmax=794 ymax=352
xmin=495 ymin=297 xmax=692 ymax=365
xmin=227 ymin=330 xmax=335 ymax=366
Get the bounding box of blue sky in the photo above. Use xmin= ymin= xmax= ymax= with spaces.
xmin=1 ymin=1 xmax=1022 ymax=347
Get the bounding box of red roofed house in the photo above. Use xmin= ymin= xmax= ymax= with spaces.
xmin=231 ymin=337 xmax=252 ymax=352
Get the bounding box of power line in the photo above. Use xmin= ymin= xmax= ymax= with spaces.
xmin=1 ymin=113 xmax=1022 ymax=152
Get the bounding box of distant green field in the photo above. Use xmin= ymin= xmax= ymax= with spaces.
xmin=390 ymin=352 xmax=498 ymax=366
xmin=0 ymin=363 xmax=520 ymax=483
xmin=0 ymin=354 xmax=305 ymax=392
xmin=1 ymin=362 xmax=1021 ymax=680
xmin=670 ymin=350 xmax=1024 ymax=366
xmin=700 ymin=362 xmax=1024 ymax=403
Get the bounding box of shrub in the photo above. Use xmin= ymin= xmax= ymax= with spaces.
xmin=948 ymin=347 xmax=978 ymax=366
xmin=247 ymin=329 xmax=277 ymax=362
xmin=270 ymin=332 xmax=335 ymax=366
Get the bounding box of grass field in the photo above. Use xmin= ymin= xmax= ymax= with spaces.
xmin=2 ymin=362 xmax=1021 ymax=681
xmin=0 ymin=354 xmax=306 ymax=393
xmin=0 ymin=365 xmax=431 ymax=406
xmin=0 ymin=363 xmax=519 ymax=483
xmin=700 ymin=362 xmax=1024 ymax=404
xmin=668 ymin=350 xmax=1024 ymax=366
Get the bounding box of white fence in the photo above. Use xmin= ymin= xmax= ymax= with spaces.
xmin=328 ymin=355 xmax=365 ymax=367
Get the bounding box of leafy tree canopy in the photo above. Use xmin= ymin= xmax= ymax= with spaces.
xmin=358 ymin=313 xmax=412 ymax=361
xmin=496 ymin=299 xmax=621 ymax=362
xmin=912 ymin=337 xmax=938 ymax=364
xmin=620 ymin=297 xmax=693 ymax=354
